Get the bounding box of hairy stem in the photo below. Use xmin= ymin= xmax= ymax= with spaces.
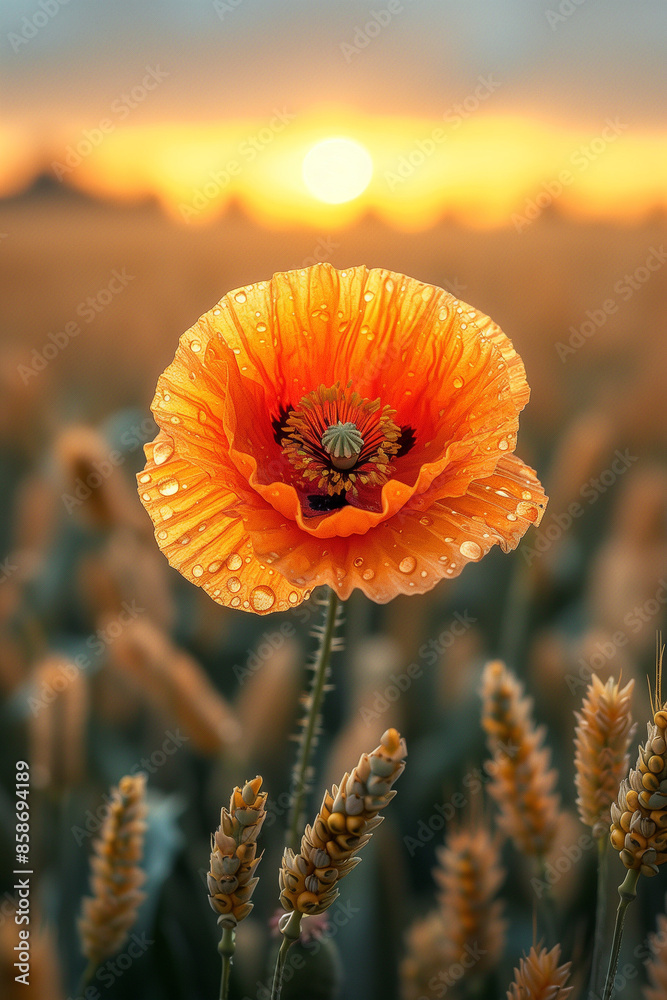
xmin=287 ymin=589 xmax=340 ymax=851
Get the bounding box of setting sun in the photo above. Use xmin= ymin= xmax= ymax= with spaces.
xmin=301 ymin=137 xmax=374 ymax=204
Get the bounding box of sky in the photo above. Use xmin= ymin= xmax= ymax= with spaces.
xmin=1 ymin=0 xmax=666 ymax=228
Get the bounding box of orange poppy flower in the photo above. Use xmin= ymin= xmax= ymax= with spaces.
xmin=138 ymin=264 xmax=546 ymax=614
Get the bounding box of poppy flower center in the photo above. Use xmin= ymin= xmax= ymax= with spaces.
xmin=281 ymin=383 xmax=401 ymax=497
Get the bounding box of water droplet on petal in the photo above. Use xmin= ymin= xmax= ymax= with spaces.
xmin=227 ymin=577 xmax=241 ymax=592
xmin=159 ymin=505 xmax=173 ymax=519
xmin=157 ymin=530 xmax=168 ymax=540
xmin=139 ymin=473 xmax=151 ymax=484
xmin=353 ymin=557 xmax=364 ymax=567
xmin=141 ymin=492 xmax=150 ymax=501
xmin=153 ymin=439 xmax=174 ymax=465
xmin=398 ymin=556 xmax=416 ymax=574
xmin=256 ymin=322 xmax=267 ymax=332
xmin=453 ymin=376 xmax=464 ymax=389
xmin=231 ymin=596 xmax=241 ymax=607
xmin=362 ymin=569 xmax=375 ymax=581
xmin=158 ymin=478 xmax=179 ymax=496
xmin=192 ymin=564 xmax=204 ymax=577
xmin=498 ymin=439 xmax=509 ymax=451
xmin=288 ymin=591 xmax=299 ymax=604
xmin=190 ymin=340 xmax=201 ymax=353
xmin=517 ymin=501 xmax=539 ymax=522
xmin=226 ymin=553 xmax=243 ymax=571
xmin=419 ymin=516 xmax=432 ymax=526
xmin=234 ymin=291 xmax=247 ymax=303
xmin=208 ymin=561 xmax=222 ymax=573
xmin=460 ymin=540 xmax=482 ymax=560
xmin=363 ymin=291 xmax=374 ymax=302
xmin=507 ymin=513 xmax=517 ymax=521
xmin=250 ymin=585 xmax=275 ymax=612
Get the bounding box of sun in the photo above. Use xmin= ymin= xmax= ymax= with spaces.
xmin=302 ymin=137 xmax=373 ymax=204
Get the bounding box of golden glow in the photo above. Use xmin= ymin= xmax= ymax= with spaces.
xmin=302 ymin=137 xmax=373 ymax=204
xmin=2 ymin=113 xmax=666 ymax=230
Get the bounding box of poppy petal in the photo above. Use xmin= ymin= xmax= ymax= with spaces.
xmin=138 ymin=432 xmax=309 ymax=613
xmin=248 ymin=455 xmax=546 ymax=603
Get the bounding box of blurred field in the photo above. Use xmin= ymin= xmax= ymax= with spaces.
xmin=1 ymin=188 xmax=667 ymax=999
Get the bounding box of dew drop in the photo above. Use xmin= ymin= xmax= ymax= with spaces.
xmin=234 ymin=291 xmax=247 ymax=304
xmin=179 ymin=534 xmax=190 ymax=545
xmin=139 ymin=473 xmax=151 ymax=484
xmin=363 ymin=291 xmax=374 ymax=302
xmin=199 ymin=409 xmax=207 ymax=423
xmin=226 ymin=552 xmax=243 ymax=571
xmin=353 ymin=557 xmax=364 ymax=567
xmin=362 ymin=568 xmax=375 ymax=581
xmin=516 ymin=501 xmax=539 ymax=522
xmin=153 ymin=439 xmax=174 ymax=466
xmin=256 ymin=322 xmax=267 ymax=332
xmin=231 ymin=596 xmax=241 ymax=607
xmin=522 ymin=491 xmax=532 ymax=500
xmin=170 ymin=416 xmax=181 ymax=425
xmin=398 ymin=556 xmax=416 ymax=574
xmin=507 ymin=513 xmax=517 ymax=521
xmin=453 ymin=376 xmax=464 ymax=389
xmin=141 ymin=492 xmax=150 ymax=501
xmin=190 ymin=340 xmax=201 ymax=353
xmin=157 ymin=529 xmax=168 ymax=540
xmin=250 ymin=585 xmax=275 ymax=612
xmin=460 ymin=540 xmax=482 ymax=560
xmin=192 ymin=564 xmax=204 ymax=577
xmin=158 ymin=478 xmax=179 ymax=496
xmin=419 ymin=516 xmax=432 ymax=526
xmin=498 ymin=439 xmax=509 ymax=451
xmin=438 ymin=555 xmax=448 ymax=563
xmin=159 ymin=505 xmax=173 ymax=519
xmin=227 ymin=577 xmax=241 ymax=593
xmin=420 ymin=570 xmax=428 ymax=578
xmin=288 ymin=591 xmax=299 ymax=605
xmin=208 ymin=561 xmax=222 ymax=573
xmin=385 ymin=278 xmax=395 ymax=292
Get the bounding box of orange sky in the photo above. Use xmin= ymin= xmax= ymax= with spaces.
xmin=2 ymin=110 xmax=665 ymax=231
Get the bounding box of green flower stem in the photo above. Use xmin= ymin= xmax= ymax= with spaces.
xmin=589 ymin=836 xmax=609 ymax=1000
xmin=218 ymin=927 xmax=235 ymax=1000
xmin=287 ymin=589 xmax=340 ymax=851
xmin=271 ymin=910 xmax=302 ymax=1000
xmin=602 ymin=868 xmax=640 ymax=1000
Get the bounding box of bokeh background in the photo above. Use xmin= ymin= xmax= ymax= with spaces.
xmin=1 ymin=1 xmax=667 ymax=998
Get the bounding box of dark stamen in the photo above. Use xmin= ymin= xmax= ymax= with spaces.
xmin=396 ymin=425 xmax=416 ymax=457
xmin=272 ymin=405 xmax=292 ymax=445
xmin=307 ymin=493 xmax=349 ymax=513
